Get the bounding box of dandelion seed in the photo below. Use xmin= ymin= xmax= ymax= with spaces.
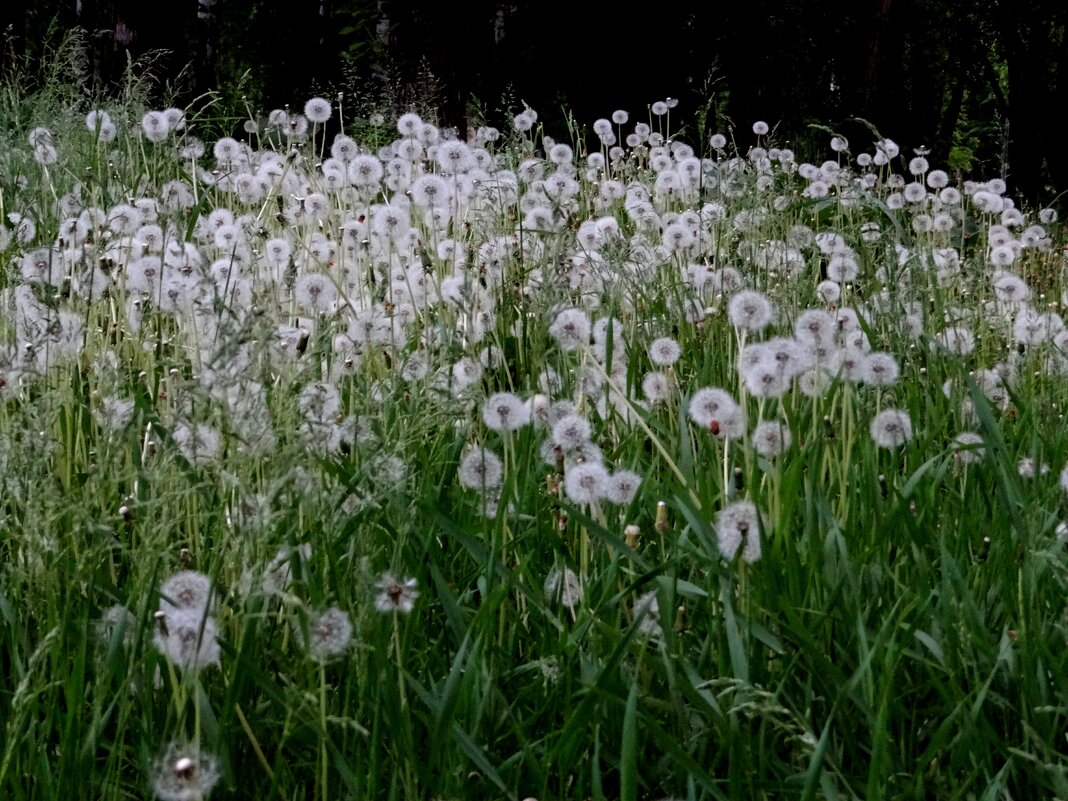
xmin=374 ymin=573 xmax=418 ymax=614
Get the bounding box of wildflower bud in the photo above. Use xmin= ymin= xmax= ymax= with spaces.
xmin=978 ymin=536 xmax=991 ymax=562
xmin=153 ymin=610 xmax=169 ymax=636
xmin=557 ymin=512 xmax=568 ymax=531
xmin=179 ymin=548 xmax=192 ymax=568
xmin=733 ymin=467 xmax=744 ymax=491
xmin=822 ymin=415 xmax=835 ymax=439
xmin=119 ymin=504 xmax=132 ymax=522
xmin=624 ymin=524 xmax=639 ymax=549
xmin=1007 ymin=629 xmax=1018 ymax=642
xmin=146 ymin=440 xmax=157 ymax=456
xmin=674 ymin=605 xmax=688 ymax=633
xmin=174 ymin=758 xmax=195 ymax=778
xmin=878 ymin=474 xmax=887 ymax=498
xmin=654 ymin=501 xmax=669 ymax=533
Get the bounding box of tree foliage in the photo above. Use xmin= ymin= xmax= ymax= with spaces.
xmin=1 ymin=0 xmax=1065 ymax=198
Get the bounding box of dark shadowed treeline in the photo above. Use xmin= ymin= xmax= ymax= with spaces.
xmin=2 ymin=0 xmax=1066 ymax=200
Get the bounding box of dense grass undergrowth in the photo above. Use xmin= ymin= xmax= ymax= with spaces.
xmin=0 ymin=42 xmax=1066 ymax=801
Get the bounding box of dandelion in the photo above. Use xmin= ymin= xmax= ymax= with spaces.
xmin=482 ymin=392 xmax=530 ymax=431
xmin=262 ymin=544 xmax=312 ymax=596
xmin=550 ymin=414 xmax=591 ymax=452
xmin=727 ymin=290 xmax=774 ymax=332
xmin=294 ymin=273 xmax=338 ymax=315
xmin=826 ymin=252 xmax=859 ymax=283
xmin=863 ymin=352 xmax=900 ymax=387
xmin=548 ymin=307 xmax=591 ymax=351
xmin=544 ymin=567 xmax=583 ymax=610
xmin=951 ymin=432 xmax=985 ymax=465
xmin=141 ymin=111 xmax=170 ymax=143
xmin=936 ymin=326 xmax=975 ymax=356
xmin=299 ymin=606 xmax=353 ymax=662
xmin=172 ymin=424 xmax=222 ymax=467
xmin=95 ymin=604 xmax=136 ymax=648
xmin=1061 ymin=463 xmax=1068 ymax=495
xmin=714 ymin=500 xmax=765 ymax=563
xmin=153 ymin=608 xmax=220 ymax=672
xmin=563 ymin=461 xmax=610 ymax=505
xmin=606 ymin=470 xmax=642 ymax=505
xmin=1017 ymin=458 xmax=1049 ymax=478
xmin=752 ymin=121 xmax=769 ymax=136
xmin=648 ymin=337 xmax=682 ymax=367
xmin=642 ymin=371 xmax=671 ymax=405
xmin=752 ymin=420 xmax=792 ymax=458
xmin=374 ymin=573 xmax=419 ymax=614
xmin=870 ymin=408 xmax=913 ymax=449
xmin=303 ymin=97 xmax=332 ymax=123
xmin=742 ymin=357 xmax=791 ymax=399
xmin=633 ymin=590 xmax=662 ymax=638
xmin=688 ymin=387 xmax=744 ymax=436
xmin=457 ymin=447 xmax=504 ymax=490
xmin=160 ymin=571 xmax=213 ymax=615
xmin=151 ymin=742 xmax=220 ymax=801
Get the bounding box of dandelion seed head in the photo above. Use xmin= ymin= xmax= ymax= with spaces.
xmin=299 ymin=606 xmax=353 ymax=662
xmin=375 ymin=573 xmax=418 ymax=614
xmin=482 ymin=392 xmax=531 ymax=431
xmin=870 ymin=408 xmax=913 ymax=449
xmin=544 ymin=566 xmax=583 ymax=610
xmin=458 ymin=447 xmax=504 ymax=490
xmin=152 ymin=742 xmax=220 ymax=801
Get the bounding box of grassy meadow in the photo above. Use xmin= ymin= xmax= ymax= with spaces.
xmin=0 ymin=45 xmax=1066 ymax=801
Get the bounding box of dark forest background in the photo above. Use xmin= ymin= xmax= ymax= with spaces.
xmin=2 ymin=0 xmax=1067 ymax=203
